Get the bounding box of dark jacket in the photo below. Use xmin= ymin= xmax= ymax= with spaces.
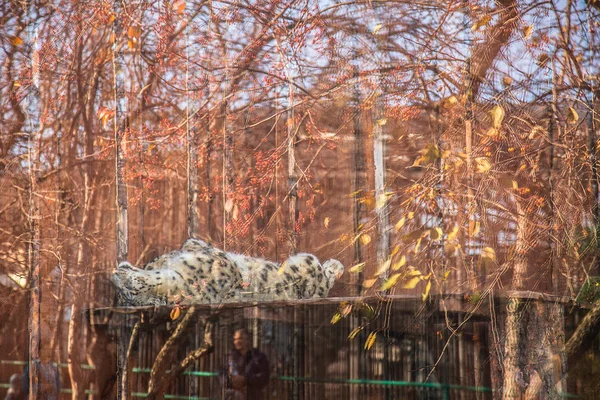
xmin=225 ymin=348 xmax=270 ymax=400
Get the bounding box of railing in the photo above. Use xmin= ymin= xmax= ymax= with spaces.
xmin=1 ymin=360 xmax=579 ymax=399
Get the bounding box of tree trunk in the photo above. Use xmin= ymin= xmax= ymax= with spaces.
xmin=25 ymin=2 xmax=42 ymax=397
xmin=287 ymin=85 xmax=298 ymax=254
xmin=113 ymin=3 xmax=130 ymax=399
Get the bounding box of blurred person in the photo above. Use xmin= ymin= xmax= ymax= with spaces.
xmin=222 ymin=328 xmax=269 ymax=400
xmin=4 ymin=374 xmax=22 ymax=400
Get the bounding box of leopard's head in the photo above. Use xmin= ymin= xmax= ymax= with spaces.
xmin=323 ymin=259 xmax=344 ymax=288
xmin=110 ymin=262 xmax=166 ymax=307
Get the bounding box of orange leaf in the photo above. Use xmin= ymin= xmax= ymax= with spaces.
xmin=170 ymin=306 xmax=181 ymax=320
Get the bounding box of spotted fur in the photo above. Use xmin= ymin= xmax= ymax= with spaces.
xmin=110 ymin=239 xmax=242 ymax=306
xmin=110 ymin=239 xmax=344 ymax=306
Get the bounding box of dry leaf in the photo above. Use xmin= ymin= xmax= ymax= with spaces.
xmin=173 ymin=0 xmax=186 ymax=13
xmin=224 ymin=198 xmax=234 ymax=213
xmin=170 ymin=306 xmax=181 ymax=320
xmin=348 ymin=326 xmax=364 ymax=340
xmin=277 ymin=260 xmax=288 ymax=275
xmin=362 ymin=278 xmax=378 ymax=289
xmin=364 ymin=332 xmax=377 ymax=350
xmin=376 ymin=259 xmax=392 ymax=276
xmin=502 ymin=76 xmax=513 ymax=87
xmin=414 ymin=238 xmax=422 ymax=254
xmin=537 ymin=54 xmax=550 ymax=67
xmin=490 ymin=105 xmax=505 ymax=129
xmin=471 ymin=15 xmax=492 ymax=31
xmin=430 ymin=227 xmax=443 ymax=241
xmin=481 ymin=247 xmax=496 ymax=262
xmin=567 ymin=107 xmax=579 ymax=124
xmin=447 ymin=225 xmax=459 ymax=241
xmin=442 ymin=270 xmax=452 ymax=281
xmin=381 ymin=273 xmax=402 ymax=291
xmin=330 ymin=312 xmax=342 ymax=324
xmin=349 ymin=262 xmax=365 ymax=273
xmin=10 ymin=36 xmax=23 ymax=46
xmin=442 ymin=95 xmax=458 ymax=109
xmin=522 ymin=25 xmax=534 ymax=39
xmin=402 ymin=276 xmax=421 ymax=289
xmin=469 ymin=221 xmax=480 ymax=237
xmin=474 ymin=157 xmax=492 ymax=173
xmin=360 ymin=234 xmax=372 ymax=246
xmin=372 ymin=23 xmax=383 ymax=35
xmin=340 ymin=303 xmax=353 ymax=317
xmin=422 ymin=280 xmax=432 ymax=302
xmin=392 ymin=255 xmax=406 ymax=271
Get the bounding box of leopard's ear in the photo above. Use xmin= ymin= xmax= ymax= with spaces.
xmin=117 ymin=261 xmax=135 ymax=269
xmin=323 ymin=259 xmax=344 ymax=279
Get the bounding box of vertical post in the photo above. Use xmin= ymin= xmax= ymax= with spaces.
xmin=113 ymin=0 xmax=128 ymax=265
xmin=287 ymin=83 xmax=298 ymax=254
xmin=25 ymin=1 xmax=41 ymax=397
xmin=113 ymin=2 xmax=130 ymax=399
xmin=186 ymin=39 xmax=199 ymax=239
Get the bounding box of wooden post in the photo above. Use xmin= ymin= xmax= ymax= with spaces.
xmin=24 ymin=1 xmax=41 ymax=398
xmin=112 ymin=2 xmax=130 ymax=399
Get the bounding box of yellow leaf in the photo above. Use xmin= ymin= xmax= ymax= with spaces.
xmin=442 ymin=270 xmax=452 ymax=281
xmin=447 ymin=225 xmax=459 ymax=241
xmin=340 ymin=303 xmax=353 ymax=317
xmin=402 ymin=228 xmax=426 ymax=242
xmin=170 ymin=306 xmax=181 ymax=320
xmin=360 ymin=234 xmax=372 ymax=246
xmin=376 ymin=118 xmax=387 ymax=126
xmin=277 ymin=260 xmax=288 ymax=275
xmin=522 ymin=25 xmax=534 ymax=39
xmin=330 ymin=312 xmax=342 ymax=324
xmin=324 ymin=217 xmax=331 ymax=228
xmin=407 ymin=212 xmax=415 ymax=219
xmin=422 ymin=280 xmax=432 ymax=302
xmin=414 ymin=238 xmax=422 ymax=254
xmin=567 ymin=107 xmax=579 ymax=124
xmin=390 ymin=245 xmax=400 ymax=257
xmin=402 ymin=276 xmax=421 ymax=289
xmin=224 ymin=198 xmax=234 ymax=213
xmin=372 ymin=23 xmax=383 ymax=35
xmin=395 ymin=217 xmax=406 ymax=231
xmin=364 ymin=332 xmax=377 ymax=350
xmin=528 ymin=125 xmax=545 ymax=139
xmin=471 ymin=15 xmax=492 ymax=31
xmin=349 ymin=262 xmax=365 ymax=273
xmin=381 ymin=273 xmax=402 ymax=291
xmin=444 ymin=243 xmax=457 ymax=257
xmin=537 ymin=54 xmax=550 ymax=67
xmin=376 ymin=259 xmax=392 ymax=276
xmin=13 ymin=80 xmax=22 ymax=87
xmin=392 ymin=255 xmax=406 ymax=271
xmin=490 ymin=105 xmax=505 ymax=129
xmin=502 ymin=76 xmax=513 ymax=87
xmin=481 ymin=247 xmax=496 ymax=262
xmin=348 ymin=326 xmax=363 ymax=340
xmin=474 ymin=157 xmax=492 ymax=173
xmin=10 ymin=36 xmax=23 ymax=46
xmin=127 ymin=26 xmax=142 ymax=39
xmin=173 ymin=0 xmax=186 ymax=13
xmin=362 ymin=278 xmax=378 ymax=289
xmin=430 ymin=227 xmax=443 ymax=241
xmin=442 ymin=95 xmax=458 ymax=109
xmin=469 ymin=221 xmax=480 ymax=237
